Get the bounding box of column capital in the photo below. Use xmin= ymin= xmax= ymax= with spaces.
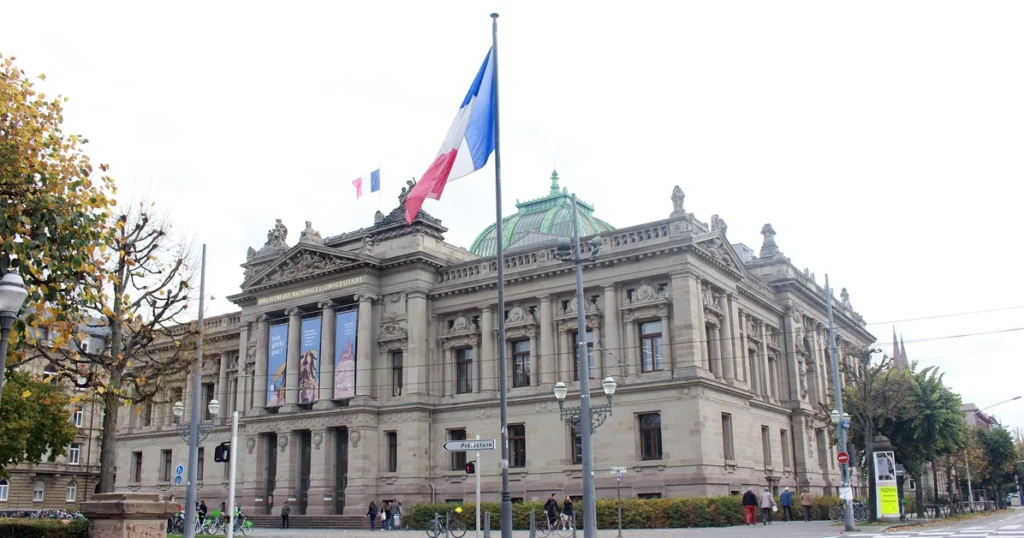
xmin=318 ymin=299 xmax=338 ymax=310
xmin=355 ymin=293 xmax=378 ymax=303
xmin=538 ymin=294 xmax=552 ymax=302
xmin=284 ymin=307 xmax=302 ymax=317
xmin=481 ymin=305 xmax=494 ymax=314
xmin=602 ymin=284 xmax=617 ymax=292
xmin=407 ymin=290 xmax=428 ymax=300
xmin=255 ymin=313 xmax=268 ymax=323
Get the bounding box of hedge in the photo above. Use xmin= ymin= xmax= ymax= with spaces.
xmin=0 ymin=519 xmax=89 ymax=538
xmin=404 ymin=495 xmax=848 ymax=530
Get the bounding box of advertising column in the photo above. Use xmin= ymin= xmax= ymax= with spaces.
xmin=874 ymin=450 xmax=900 ymax=519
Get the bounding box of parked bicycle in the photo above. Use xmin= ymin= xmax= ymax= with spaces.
xmin=425 ymin=511 xmax=467 ymax=538
xmin=829 ymin=501 xmax=868 ymax=522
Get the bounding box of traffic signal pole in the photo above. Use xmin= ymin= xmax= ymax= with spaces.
xmin=476 ymin=434 xmax=482 ymax=538
xmin=226 ymin=411 xmax=239 ymax=538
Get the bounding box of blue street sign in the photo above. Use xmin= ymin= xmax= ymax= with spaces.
xmin=616 ymin=472 xmax=623 ymax=480
xmin=841 ymin=419 xmax=851 ymax=429
xmin=174 ymin=476 xmax=182 ymax=485
xmin=175 ymin=465 xmax=184 ymax=476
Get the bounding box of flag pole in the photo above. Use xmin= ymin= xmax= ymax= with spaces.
xmin=490 ymin=12 xmax=513 ymax=538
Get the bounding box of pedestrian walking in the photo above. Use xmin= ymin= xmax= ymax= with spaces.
xmin=394 ymin=500 xmax=403 ymax=530
xmin=800 ymin=489 xmax=813 ymax=522
xmin=383 ymin=501 xmax=393 ymax=530
xmin=780 ymin=487 xmax=794 ymax=521
xmin=367 ymin=501 xmax=379 ymax=531
xmin=562 ymin=496 xmax=574 ymax=528
xmin=280 ymin=501 xmax=291 ymax=529
xmin=759 ymin=487 xmax=776 ymax=525
xmin=742 ymin=488 xmax=758 ymax=525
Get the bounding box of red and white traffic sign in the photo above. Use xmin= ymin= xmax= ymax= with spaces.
xmin=836 ymin=451 xmax=850 ymax=465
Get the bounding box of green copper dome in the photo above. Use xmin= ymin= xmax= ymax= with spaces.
xmin=469 ymin=171 xmax=616 ymax=257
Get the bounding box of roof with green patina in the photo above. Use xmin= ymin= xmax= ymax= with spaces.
xmin=469 ymin=171 xmax=616 ymax=257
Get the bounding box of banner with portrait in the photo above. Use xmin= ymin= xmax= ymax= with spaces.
xmin=874 ymin=450 xmax=899 ymax=518
xmin=333 ymin=309 xmax=358 ymax=399
xmin=266 ymin=323 xmax=288 ymax=407
xmin=298 ymin=316 xmax=322 ymax=404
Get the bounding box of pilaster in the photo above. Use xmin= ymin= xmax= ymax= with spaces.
xmin=718 ymin=293 xmax=736 ymax=381
xmin=669 ymin=273 xmax=705 ymax=377
xmin=406 ymin=292 xmax=428 ymax=396
xmin=539 ymin=296 xmax=555 ymax=386
xmin=217 ymin=353 xmax=230 ymax=425
xmin=354 ymin=293 xmax=376 ymax=399
xmin=253 ymin=315 xmax=269 ymax=414
xmin=305 ymin=428 xmax=333 ymax=515
xmin=480 ymin=306 xmax=495 ymax=393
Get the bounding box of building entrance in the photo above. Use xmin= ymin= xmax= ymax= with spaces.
xmin=265 ymin=433 xmax=278 ymax=515
xmin=299 ymin=430 xmax=312 ymax=515
xmin=333 ymin=428 xmax=349 ymax=514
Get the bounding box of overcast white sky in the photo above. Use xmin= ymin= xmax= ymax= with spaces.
xmin=5 ymin=1 xmax=1024 ymax=429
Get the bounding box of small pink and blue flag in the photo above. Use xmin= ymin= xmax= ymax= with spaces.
xmin=352 ymin=169 xmax=381 ymax=199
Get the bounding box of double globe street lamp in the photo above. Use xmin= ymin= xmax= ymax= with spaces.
xmin=0 ymin=271 xmax=30 ymax=411
xmin=553 ymin=377 xmax=618 ymax=431
xmin=173 ymin=398 xmax=220 ymax=444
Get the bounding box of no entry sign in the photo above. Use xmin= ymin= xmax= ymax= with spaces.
xmin=837 ymin=451 xmax=851 ymax=465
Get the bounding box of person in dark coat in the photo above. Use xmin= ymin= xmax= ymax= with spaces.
xmin=367 ymin=501 xmax=379 ymax=531
xmin=544 ymin=494 xmax=560 ymax=526
xmin=281 ymin=501 xmax=291 ymax=529
xmin=742 ymin=488 xmax=758 ymax=525
xmin=780 ymin=487 xmax=794 ymax=521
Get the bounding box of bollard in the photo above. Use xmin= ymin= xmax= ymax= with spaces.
xmin=483 ymin=511 xmax=491 ymax=538
xmin=446 ymin=512 xmax=451 ymax=538
xmin=529 ymin=510 xmax=537 ymax=538
xmin=435 ymin=514 xmax=442 ymax=537
xmin=572 ymin=513 xmax=577 ymax=538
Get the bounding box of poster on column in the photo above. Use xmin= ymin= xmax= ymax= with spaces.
xmin=298 ymin=316 xmax=322 ymax=404
xmin=874 ymin=450 xmax=899 ymax=518
xmin=267 ymin=323 xmax=288 ymax=407
xmin=333 ymin=310 xmax=358 ymax=400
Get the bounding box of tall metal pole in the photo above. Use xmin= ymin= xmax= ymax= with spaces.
xmin=0 ymin=313 xmax=14 ymax=412
xmin=476 ymin=434 xmax=482 ymax=538
xmin=226 ymin=411 xmax=239 ymax=538
xmin=964 ymin=447 xmax=975 ymax=512
xmin=825 ymin=275 xmax=856 ymax=532
xmin=489 ymin=13 xmax=513 ymax=538
xmin=184 ymin=244 xmax=207 ymax=538
xmin=570 ymin=195 xmax=597 ymax=538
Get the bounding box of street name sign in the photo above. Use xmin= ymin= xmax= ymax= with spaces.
xmin=610 ymin=466 xmax=627 ymax=473
xmin=443 ymin=439 xmax=496 ymax=452
xmin=836 ymin=451 xmax=850 ymax=465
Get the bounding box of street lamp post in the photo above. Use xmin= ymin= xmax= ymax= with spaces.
xmin=173 ymin=397 xmax=219 ymax=538
xmin=0 ymin=271 xmax=29 ymax=411
xmin=172 ymin=399 xmax=220 ymax=444
xmin=551 ymin=193 xmax=606 ymax=538
xmin=825 ymin=275 xmax=857 ymax=531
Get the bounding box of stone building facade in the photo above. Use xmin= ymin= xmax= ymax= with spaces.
xmin=113 ymin=177 xmax=874 ymax=517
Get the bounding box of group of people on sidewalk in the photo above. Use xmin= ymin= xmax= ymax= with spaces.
xmin=366 ymin=500 xmax=403 ymax=531
xmin=741 ymin=487 xmax=814 ymax=525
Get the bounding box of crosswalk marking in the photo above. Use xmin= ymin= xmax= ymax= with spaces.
xmin=1002 ymin=525 xmax=1024 ymax=530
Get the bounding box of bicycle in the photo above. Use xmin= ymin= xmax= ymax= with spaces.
xmin=537 ymin=513 xmax=575 ymax=538
xmin=829 ymin=501 xmax=869 ymax=522
xmin=230 ymin=512 xmax=254 ymax=536
xmin=425 ymin=511 xmax=467 ymax=538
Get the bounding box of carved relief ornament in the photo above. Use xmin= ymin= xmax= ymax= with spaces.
xmin=262 ymin=251 xmax=352 ymax=284
xmin=440 ymin=313 xmax=480 ymax=349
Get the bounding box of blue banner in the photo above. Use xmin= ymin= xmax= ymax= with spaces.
xmin=298 ymin=316 xmax=322 ymax=404
xmin=333 ymin=310 xmax=358 ymax=399
xmin=267 ymin=323 xmax=288 ymax=407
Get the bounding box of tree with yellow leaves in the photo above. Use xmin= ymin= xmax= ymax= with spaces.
xmin=0 ymin=370 xmax=78 ymax=476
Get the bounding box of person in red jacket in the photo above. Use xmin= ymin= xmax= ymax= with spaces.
xmin=742 ymin=488 xmax=758 ymax=525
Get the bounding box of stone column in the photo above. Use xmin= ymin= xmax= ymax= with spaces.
xmin=407 ymin=292 xmax=428 ymax=396
xmin=236 ymin=321 xmax=249 ymax=414
xmin=696 ymin=280 xmax=709 ymax=371
xmin=623 ymin=317 xmax=637 ymax=378
xmin=760 ymin=324 xmax=772 ymax=401
xmin=659 ymin=310 xmax=672 ymax=374
xmin=253 ymin=315 xmax=269 ymax=413
xmin=783 ymin=309 xmax=800 ymax=402
xmin=559 ymin=331 xmax=571 ymax=384
xmin=480 ymin=306 xmax=496 ymax=393
xmin=710 ymin=326 xmax=723 ymax=379
xmin=738 ymin=311 xmax=751 ymax=391
xmin=80 ymin=493 xmax=177 ymax=537
xmin=355 ymin=294 xmax=376 ymax=399
xmin=283 ymin=308 xmax=302 ymax=410
xmin=272 ymin=431 xmax=298 ymax=515
xmin=727 ymin=294 xmax=742 ymax=382
xmin=539 ymin=296 xmax=555 ymax=386
xmin=529 ymin=333 xmax=540 ymax=387
xmin=443 ymin=348 xmax=454 ymax=397
xmin=305 ymin=428 xmax=333 ymax=515
xmin=472 ymin=339 xmax=482 ymax=393
xmin=602 ymin=285 xmax=621 ymax=378
xmin=591 ymin=326 xmax=602 ymax=380
xmin=217 ymin=353 xmax=230 ymax=425
xmin=717 ymin=294 xmax=736 ymax=381
xmin=669 ymin=273 xmax=705 ymax=376
xmin=316 ymin=300 xmax=337 ymax=408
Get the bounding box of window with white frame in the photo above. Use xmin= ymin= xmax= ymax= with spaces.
xmin=0 ymin=479 xmax=8 ymax=502
xmin=68 ymin=443 xmax=81 ymax=465
xmin=66 ymin=481 xmax=77 ymax=502
xmin=33 ymin=480 xmax=45 ymax=502
xmin=72 ymin=406 xmax=84 ymax=428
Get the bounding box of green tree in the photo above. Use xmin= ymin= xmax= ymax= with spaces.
xmin=0 ymin=370 xmax=78 ymax=475
xmin=977 ymin=427 xmax=1016 ymax=506
xmin=0 ymin=53 xmax=115 ymax=338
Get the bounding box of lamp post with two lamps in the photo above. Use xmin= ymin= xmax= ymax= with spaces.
xmin=0 ymin=271 xmax=29 ymax=411
xmin=172 ymin=398 xmax=220 ymax=444
xmin=173 ymin=397 xmax=219 ymax=538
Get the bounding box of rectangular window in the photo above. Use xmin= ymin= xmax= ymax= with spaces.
xmin=72 ymin=406 xmax=83 ymax=428
xmin=761 ymin=426 xmax=771 ymax=467
xmin=449 ymin=429 xmax=467 ymax=471
xmin=640 ymin=321 xmax=664 ymax=372
xmin=572 ymin=330 xmax=595 ymax=381
xmin=161 ymin=450 xmax=172 ymax=481
xmin=509 ymin=424 xmax=526 ymax=467
xmin=68 ymin=443 xmax=81 ymax=465
xmin=639 ymin=413 xmax=663 ymax=461
xmin=203 ymin=383 xmax=215 ymax=420
xmin=781 ymin=430 xmax=791 ymax=468
xmin=637 ymin=493 xmax=662 ymax=499
xmin=456 ymin=349 xmax=473 ymax=394
xmin=512 ymin=341 xmax=531 ymax=388
xmin=391 ymin=352 xmax=404 ymax=396
xmin=570 ymin=427 xmax=582 ymax=464
xmin=386 ymin=432 xmax=398 ymax=473
xmin=131 ymin=452 xmax=143 ymax=483
xmin=0 ymin=480 xmax=7 ymax=501
xmin=33 ymin=480 xmax=44 ymax=502
xmin=66 ymin=482 xmax=77 ymax=502
xmin=722 ymin=413 xmax=735 ymax=460
xmin=143 ymin=403 xmax=153 ymax=427
xmin=909 ymin=479 xmax=916 ymax=491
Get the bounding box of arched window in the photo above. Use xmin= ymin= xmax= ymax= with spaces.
xmin=33 ymin=479 xmax=45 ymax=502
xmin=0 ymin=479 xmax=8 ymax=502
xmin=65 ymin=481 xmax=77 ymax=503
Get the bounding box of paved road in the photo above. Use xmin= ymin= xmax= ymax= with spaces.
xmin=247 ymin=508 xmax=1024 ymax=538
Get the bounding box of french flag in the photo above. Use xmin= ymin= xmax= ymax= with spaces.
xmin=352 ymin=169 xmax=381 ymax=199
xmin=404 ymin=48 xmax=496 ymax=224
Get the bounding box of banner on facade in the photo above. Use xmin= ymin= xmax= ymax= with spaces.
xmin=267 ymin=323 xmax=288 ymax=407
xmin=874 ymin=450 xmax=899 ymax=518
xmin=333 ymin=310 xmax=358 ymax=399
xmin=298 ymin=316 xmax=322 ymax=404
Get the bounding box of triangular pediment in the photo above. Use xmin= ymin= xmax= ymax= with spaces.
xmin=694 ymin=233 xmax=747 ymax=276
xmin=243 ymin=245 xmax=375 ymax=290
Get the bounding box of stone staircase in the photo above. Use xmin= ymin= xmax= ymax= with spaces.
xmin=246 ymin=514 xmax=371 ymax=529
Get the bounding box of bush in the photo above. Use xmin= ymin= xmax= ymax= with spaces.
xmin=0 ymin=518 xmax=89 ymax=538
xmin=404 ymin=494 xmax=851 ymax=530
